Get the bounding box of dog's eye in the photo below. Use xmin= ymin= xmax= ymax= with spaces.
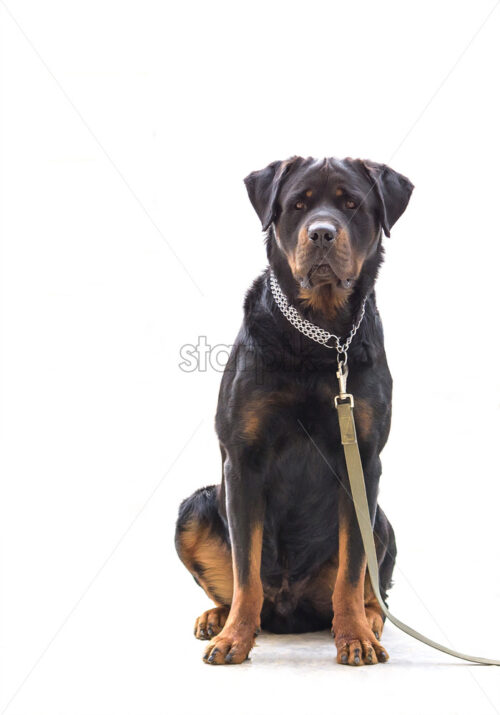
xmin=345 ymin=199 xmax=357 ymax=209
xmin=295 ymin=201 xmax=306 ymax=210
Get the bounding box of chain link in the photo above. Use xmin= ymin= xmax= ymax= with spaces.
xmin=269 ymin=269 xmax=367 ymax=363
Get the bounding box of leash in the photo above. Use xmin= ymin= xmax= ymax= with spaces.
xmin=335 ymin=362 xmax=500 ymax=665
xmin=269 ymin=268 xmax=500 ymax=664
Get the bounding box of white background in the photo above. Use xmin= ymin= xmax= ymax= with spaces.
xmin=1 ymin=1 xmax=500 ymax=713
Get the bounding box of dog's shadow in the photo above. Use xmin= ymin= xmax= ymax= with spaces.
xmin=249 ymin=630 xmax=475 ymax=669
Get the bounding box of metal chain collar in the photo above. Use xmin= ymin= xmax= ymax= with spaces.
xmin=269 ymin=269 xmax=367 ymax=364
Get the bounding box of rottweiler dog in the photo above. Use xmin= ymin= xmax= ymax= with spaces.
xmin=175 ymin=156 xmax=413 ymax=666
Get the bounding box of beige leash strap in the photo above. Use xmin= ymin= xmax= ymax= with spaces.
xmin=335 ymin=365 xmax=500 ymax=665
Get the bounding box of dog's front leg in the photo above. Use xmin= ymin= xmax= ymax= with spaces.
xmin=203 ymin=455 xmax=264 ymax=665
xmin=332 ymin=461 xmax=389 ymax=666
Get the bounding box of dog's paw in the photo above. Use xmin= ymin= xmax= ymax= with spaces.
xmin=332 ymin=615 xmax=389 ymax=665
xmin=194 ymin=606 xmax=230 ymax=640
xmin=203 ymin=624 xmax=257 ymax=665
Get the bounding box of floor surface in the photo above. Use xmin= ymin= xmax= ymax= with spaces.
xmin=173 ymin=623 xmax=500 ymax=715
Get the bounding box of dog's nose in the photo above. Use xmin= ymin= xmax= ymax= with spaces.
xmin=307 ymin=222 xmax=337 ymax=246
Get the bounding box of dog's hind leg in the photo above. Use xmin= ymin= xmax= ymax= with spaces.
xmin=175 ymin=485 xmax=233 ymax=639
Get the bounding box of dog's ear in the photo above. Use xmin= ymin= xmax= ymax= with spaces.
xmin=357 ymin=160 xmax=414 ymax=237
xmin=244 ymin=156 xmax=301 ymax=231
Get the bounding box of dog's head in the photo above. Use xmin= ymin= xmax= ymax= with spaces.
xmin=244 ymin=156 xmax=413 ymax=307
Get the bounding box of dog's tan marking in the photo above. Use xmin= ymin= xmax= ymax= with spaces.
xmin=354 ymin=398 xmax=374 ymax=441
xmin=177 ymin=520 xmax=233 ymax=605
xmin=241 ymin=391 xmax=295 ymax=442
xmin=364 ymin=578 xmax=385 ymax=639
xmin=299 ymin=283 xmax=351 ymax=320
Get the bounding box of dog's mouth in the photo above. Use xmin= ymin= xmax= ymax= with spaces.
xmin=314 ymin=263 xmax=332 ymax=277
xmin=301 ymin=263 xmax=354 ymax=291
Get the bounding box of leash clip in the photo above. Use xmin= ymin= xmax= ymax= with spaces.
xmin=334 ymin=360 xmax=354 ymax=408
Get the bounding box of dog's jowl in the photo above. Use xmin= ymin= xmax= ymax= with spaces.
xmin=175 ymin=156 xmax=413 ymax=665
